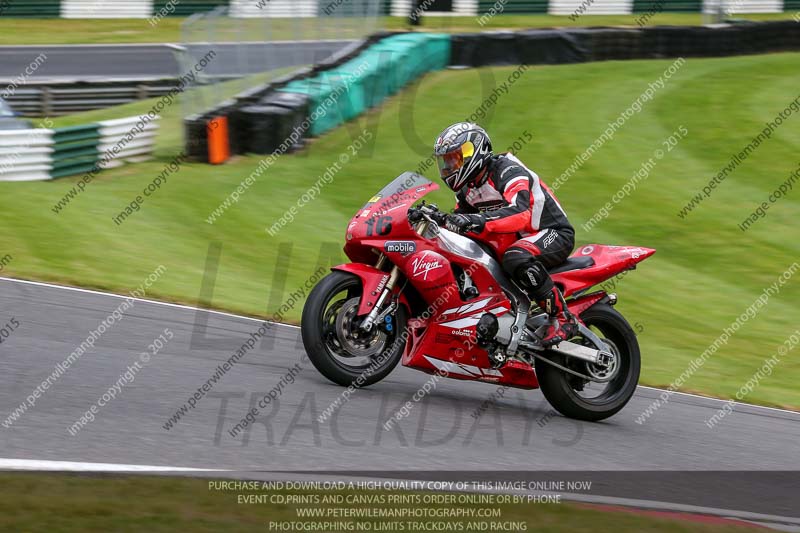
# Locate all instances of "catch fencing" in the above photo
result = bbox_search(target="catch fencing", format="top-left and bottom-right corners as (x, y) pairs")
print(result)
(0, 115), (159, 181)
(179, 0), (381, 155)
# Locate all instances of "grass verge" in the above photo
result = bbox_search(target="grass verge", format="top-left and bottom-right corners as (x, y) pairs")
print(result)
(0, 54), (798, 408)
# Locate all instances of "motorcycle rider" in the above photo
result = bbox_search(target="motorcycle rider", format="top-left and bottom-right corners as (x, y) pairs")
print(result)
(433, 122), (577, 346)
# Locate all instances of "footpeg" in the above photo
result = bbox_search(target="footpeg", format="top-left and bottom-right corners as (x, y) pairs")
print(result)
(487, 350), (506, 369)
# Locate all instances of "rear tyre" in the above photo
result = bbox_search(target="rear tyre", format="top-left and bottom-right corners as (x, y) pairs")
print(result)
(301, 270), (407, 388)
(535, 303), (640, 422)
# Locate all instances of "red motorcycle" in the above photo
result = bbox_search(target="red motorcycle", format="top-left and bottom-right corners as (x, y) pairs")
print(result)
(302, 173), (655, 421)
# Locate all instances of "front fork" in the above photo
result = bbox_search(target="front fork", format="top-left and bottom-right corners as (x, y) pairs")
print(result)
(360, 261), (400, 332)
(361, 217), (431, 332)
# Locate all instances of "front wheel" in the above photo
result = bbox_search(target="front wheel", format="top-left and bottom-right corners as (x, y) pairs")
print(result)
(535, 303), (640, 421)
(301, 270), (407, 388)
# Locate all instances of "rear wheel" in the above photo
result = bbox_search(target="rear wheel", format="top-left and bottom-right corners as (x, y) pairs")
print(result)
(535, 303), (640, 421)
(301, 270), (407, 387)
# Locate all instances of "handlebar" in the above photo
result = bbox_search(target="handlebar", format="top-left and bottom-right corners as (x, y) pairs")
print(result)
(409, 203), (448, 225)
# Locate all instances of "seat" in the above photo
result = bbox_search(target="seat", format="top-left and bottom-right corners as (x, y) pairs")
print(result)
(547, 256), (595, 274)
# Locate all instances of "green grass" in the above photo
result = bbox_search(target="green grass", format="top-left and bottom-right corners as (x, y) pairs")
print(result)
(0, 13), (796, 44)
(0, 473), (758, 532)
(1, 53), (799, 409)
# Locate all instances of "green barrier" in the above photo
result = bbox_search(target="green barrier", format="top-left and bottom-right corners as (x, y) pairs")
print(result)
(153, 0), (229, 16)
(381, 33), (451, 72)
(329, 52), (398, 112)
(357, 49), (404, 95)
(367, 42), (415, 90)
(477, 0), (548, 14)
(51, 162), (99, 179)
(330, 59), (385, 109)
(279, 33), (453, 138)
(317, 71), (365, 122)
(278, 78), (349, 136)
(632, 0), (702, 11)
(52, 124), (101, 145)
(51, 123), (100, 176)
(367, 33), (451, 91)
(0, 1), (61, 17)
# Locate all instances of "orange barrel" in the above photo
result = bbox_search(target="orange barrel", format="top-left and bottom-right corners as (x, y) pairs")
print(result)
(207, 116), (230, 164)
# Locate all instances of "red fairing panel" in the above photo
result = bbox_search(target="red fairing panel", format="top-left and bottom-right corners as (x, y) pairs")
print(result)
(331, 263), (407, 316)
(552, 245), (656, 298)
(399, 279), (539, 390)
(403, 326), (540, 390)
(568, 291), (606, 317)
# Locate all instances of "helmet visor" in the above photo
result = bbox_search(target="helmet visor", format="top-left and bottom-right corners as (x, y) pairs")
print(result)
(436, 149), (464, 179)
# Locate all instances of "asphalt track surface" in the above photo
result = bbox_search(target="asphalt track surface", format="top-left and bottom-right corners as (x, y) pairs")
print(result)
(0, 41), (353, 81)
(0, 277), (798, 526)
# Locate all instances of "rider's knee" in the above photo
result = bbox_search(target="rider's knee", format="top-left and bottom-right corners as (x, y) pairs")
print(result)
(502, 246), (536, 277)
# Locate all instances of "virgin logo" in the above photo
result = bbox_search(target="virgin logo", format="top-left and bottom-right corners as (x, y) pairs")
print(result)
(411, 253), (443, 280)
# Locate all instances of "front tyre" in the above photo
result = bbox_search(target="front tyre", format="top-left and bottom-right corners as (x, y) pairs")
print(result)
(301, 270), (407, 388)
(535, 303), (640, 422)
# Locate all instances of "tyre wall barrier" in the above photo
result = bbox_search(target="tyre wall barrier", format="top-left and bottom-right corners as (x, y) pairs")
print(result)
(450, 20), (800, 66)
(184, 32), (450, 162)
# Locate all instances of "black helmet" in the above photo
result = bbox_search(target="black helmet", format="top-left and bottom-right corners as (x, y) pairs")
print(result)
(433, 122), (493, 192)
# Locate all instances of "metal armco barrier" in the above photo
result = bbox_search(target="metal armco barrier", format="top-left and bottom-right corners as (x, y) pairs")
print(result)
(0, 128), (55, 182)
(0, 115), (160, 181)
(2, 79), (187, 118)
(97, 116), (160, 169)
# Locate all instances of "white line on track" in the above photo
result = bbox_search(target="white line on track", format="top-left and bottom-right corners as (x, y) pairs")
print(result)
(0, 458), (225, 472)
(2, 276), (798, 416)
(0, 275), (299, 329)
(636, 386), (799, 416)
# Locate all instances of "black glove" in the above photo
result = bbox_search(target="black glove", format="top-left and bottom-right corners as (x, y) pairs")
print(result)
(445, 213), (485, 234)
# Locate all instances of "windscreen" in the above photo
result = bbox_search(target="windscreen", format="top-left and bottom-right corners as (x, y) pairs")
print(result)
(361, 172), (434, 210)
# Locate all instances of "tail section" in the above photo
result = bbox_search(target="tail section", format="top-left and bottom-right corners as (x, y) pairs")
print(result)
(551, 245), (656, 297)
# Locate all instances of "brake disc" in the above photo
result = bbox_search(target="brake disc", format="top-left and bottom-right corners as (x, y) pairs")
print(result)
(334, 297), (387, 358)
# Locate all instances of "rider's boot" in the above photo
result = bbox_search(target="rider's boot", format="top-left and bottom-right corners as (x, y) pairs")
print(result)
(518, 263), (578, 347)
(536, 285), (578, 347)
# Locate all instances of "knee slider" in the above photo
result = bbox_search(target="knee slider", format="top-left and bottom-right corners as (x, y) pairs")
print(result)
(521, 262), (554, 300)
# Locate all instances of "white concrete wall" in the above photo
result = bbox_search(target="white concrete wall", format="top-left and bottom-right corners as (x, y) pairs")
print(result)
(231, 0), (320, 17)
(61, 0), (154, 18)
(392, 0), (478, 16)
(549, 0), (633, 16)
(703, 0), (783, 14)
